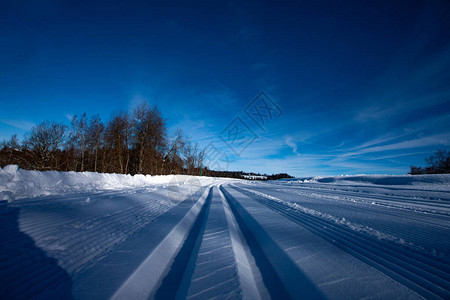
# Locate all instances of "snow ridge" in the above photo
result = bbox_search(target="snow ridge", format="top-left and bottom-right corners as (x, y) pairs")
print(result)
(0, 165), (210, 201)
(235, 185), (405, 245)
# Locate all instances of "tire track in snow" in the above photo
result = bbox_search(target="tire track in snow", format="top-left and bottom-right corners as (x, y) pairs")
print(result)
(232, 185), (450, 299)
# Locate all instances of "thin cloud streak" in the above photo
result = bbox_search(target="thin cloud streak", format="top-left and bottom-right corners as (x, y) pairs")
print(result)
(0, 119), (35, 131)
(337, 133), (450, 158)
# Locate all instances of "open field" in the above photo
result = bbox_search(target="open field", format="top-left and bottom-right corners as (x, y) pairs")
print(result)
(1, 168), (449, 299)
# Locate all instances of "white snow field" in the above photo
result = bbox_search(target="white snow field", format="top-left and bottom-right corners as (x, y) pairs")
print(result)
(1, 166), (449, 299)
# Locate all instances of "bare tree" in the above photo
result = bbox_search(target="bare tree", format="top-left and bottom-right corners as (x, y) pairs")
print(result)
(132, 103), (166, 174)
(70, 113), (88, 171)
(197, 147), (205, 175)
(425, 149), (450, 174)
(410, 148), (450, 174)
(86, 114), (105, 172)
(163, 129), (186, 174)
(2, 107), (206, 176)
(183, 141), (205, 175)
(1, 134), (21, 150)
(24, 121), (67, 170)
(105, 112), (131, 174)
(0, 134), (22, 166)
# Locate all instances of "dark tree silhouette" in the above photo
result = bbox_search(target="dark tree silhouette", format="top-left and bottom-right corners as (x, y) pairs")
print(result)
(0, 102), (291, 178)
(409, 149), (450, 175)
(23, 121), (67, 170)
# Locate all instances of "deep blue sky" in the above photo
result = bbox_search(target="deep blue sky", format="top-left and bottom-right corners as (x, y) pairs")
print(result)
(1, 0), (449, 176)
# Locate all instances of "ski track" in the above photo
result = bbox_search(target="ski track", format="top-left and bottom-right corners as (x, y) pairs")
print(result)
(233, 181), (450, 259)
(1, 178), (449, 299)
(183, 188), (241, 300)
(229, 183), (450, 299)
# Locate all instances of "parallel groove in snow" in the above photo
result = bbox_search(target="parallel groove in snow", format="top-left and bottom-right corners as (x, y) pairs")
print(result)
(267, 182), (450, 214)
(239, 183), (450, 258)
(112, 186), (212, 300)
(220, 185), (326, 300)
(232, 185), (450, 299)
(218, 186), (270, 300)
(278, 187), (450, 220)
(0, 190), (184, 298)
(183, 187), (241, 300)
(155, 188), (213, 300)
(2, 174), (449, 299)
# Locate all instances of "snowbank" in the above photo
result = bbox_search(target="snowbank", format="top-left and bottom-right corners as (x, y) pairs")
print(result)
(0, 165), (209, 202)
(294, 174), (450, 186)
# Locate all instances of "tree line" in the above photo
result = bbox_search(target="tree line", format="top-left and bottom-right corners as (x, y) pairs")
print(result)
(204, 170), (294, 180)
(0, 103), (205, 176)
(409, 148), (450, 175)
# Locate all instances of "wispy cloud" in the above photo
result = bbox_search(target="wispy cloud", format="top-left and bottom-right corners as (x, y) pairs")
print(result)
(355, 103), (405, 123)
(338, 132), (450, 158)
(345, 130), (417, 152)
(353, 39), (450, 124)
(0, 119), (35, 131)
(324, 159), (407, 175)
(285, 135), (299, 155)
(365, 151), (431, 161)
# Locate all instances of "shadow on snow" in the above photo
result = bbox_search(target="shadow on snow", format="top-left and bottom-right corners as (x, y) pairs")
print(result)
(0, 205), (73, 299)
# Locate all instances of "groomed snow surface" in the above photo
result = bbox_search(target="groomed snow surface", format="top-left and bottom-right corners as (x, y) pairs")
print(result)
(1, 166), (449, 299)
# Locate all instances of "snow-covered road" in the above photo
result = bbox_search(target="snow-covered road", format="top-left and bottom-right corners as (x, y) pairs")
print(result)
(1, 172), (449, 299)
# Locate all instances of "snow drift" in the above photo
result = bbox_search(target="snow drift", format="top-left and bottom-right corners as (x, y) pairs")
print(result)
(0, 165), (212, 202)
(292, 174), (450, 187)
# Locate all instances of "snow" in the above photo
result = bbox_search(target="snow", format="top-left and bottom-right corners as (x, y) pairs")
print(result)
(234, 184), (405, 245)
(222, 186), (423, 299)
(1, 166), (449, 299)
(219, 187), (269, 300)
(181, 187), (241, 300)
(293, 173), (450, 188)
(111, 187), (211, 300)
(0, 165), (214, 202)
